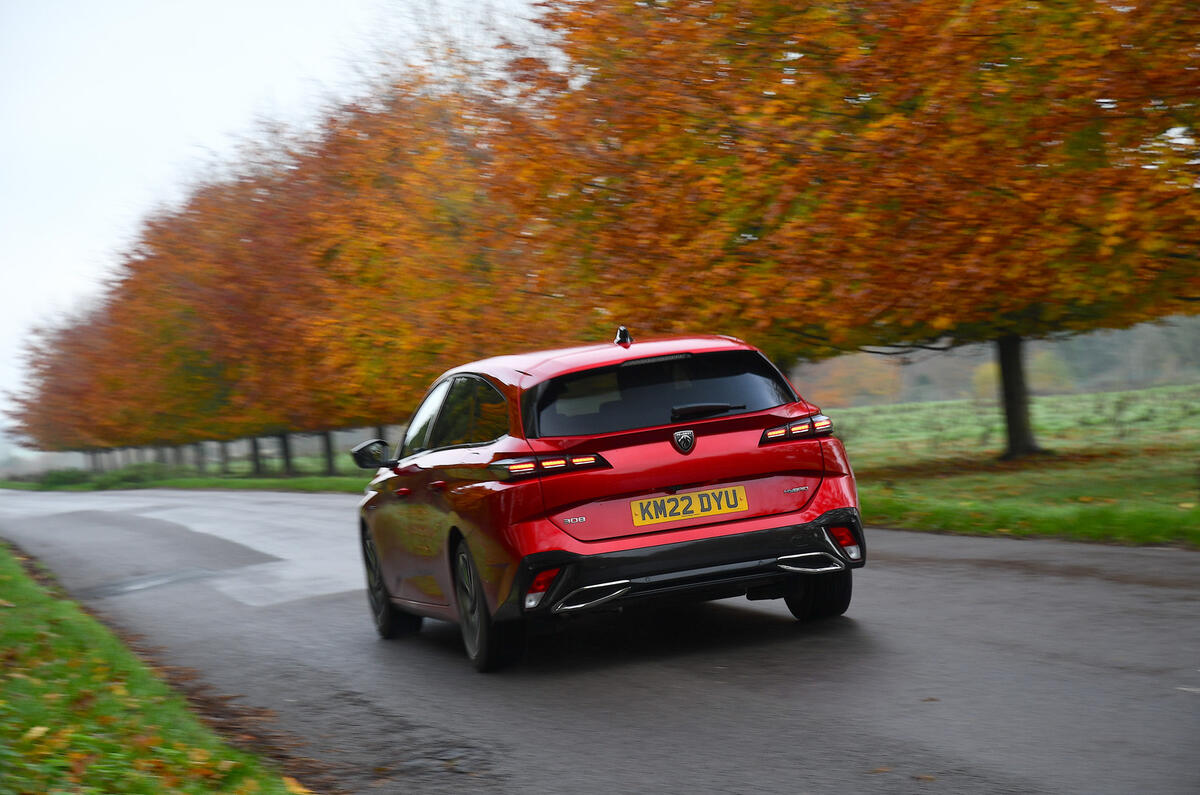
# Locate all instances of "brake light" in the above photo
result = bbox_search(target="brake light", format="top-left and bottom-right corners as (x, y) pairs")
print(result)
(496, 454), (611, 480)
(828, 525), (861, 560)
(524, 567), (561, 609)
(760, 413), (833, 445)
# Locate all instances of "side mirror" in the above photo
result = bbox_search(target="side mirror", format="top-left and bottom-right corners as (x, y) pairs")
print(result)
(351, 439), (398, 470)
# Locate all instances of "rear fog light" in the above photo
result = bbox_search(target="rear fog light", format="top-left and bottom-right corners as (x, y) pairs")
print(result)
(829, 526), (862, 561)
(524, 567), (561, 609)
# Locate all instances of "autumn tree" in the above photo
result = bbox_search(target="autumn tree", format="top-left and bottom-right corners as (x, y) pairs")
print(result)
(500, 0), (1200, 458)
(9, 71), (573, 457)
(12, 1), (1198, 464)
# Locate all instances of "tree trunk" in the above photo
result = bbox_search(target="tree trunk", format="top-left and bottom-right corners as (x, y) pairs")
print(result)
(250, 437), (263, 476)
(375, 425), (386, 442)
(89, 450), (101, 473)
(278, 433), (294, 476)
(997, 334), (1046, 459)
(219, 441), (230, 475)
(155, 446), (168, 465)
(172, 445), (184, 469)
(195, 442), (206, 474)
(322, 431), (336, 476)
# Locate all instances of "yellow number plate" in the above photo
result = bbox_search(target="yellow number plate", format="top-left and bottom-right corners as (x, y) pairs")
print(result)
(630, 486), (749, 527)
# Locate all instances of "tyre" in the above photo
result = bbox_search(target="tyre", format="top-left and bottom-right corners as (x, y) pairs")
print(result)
(453, 541), (524, 672)
(784, 569), (852, 621)
(361, 527), (423, 638)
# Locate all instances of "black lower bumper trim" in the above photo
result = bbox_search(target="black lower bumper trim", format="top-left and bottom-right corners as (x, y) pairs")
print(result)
(494, 508), (865, 622)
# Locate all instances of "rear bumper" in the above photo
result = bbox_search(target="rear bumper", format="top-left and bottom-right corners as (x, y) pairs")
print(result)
(493, 508), (865, 622)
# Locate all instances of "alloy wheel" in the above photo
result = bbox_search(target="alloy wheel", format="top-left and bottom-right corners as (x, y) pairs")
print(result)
(455, 547), (482, 658)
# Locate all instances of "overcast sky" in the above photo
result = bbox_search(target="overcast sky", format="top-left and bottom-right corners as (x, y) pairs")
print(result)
(1, 0), (544, 439)
(0, 0), (398, 426)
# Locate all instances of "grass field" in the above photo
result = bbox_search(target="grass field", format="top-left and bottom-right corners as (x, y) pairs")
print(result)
(3, 384), (1197, 546)
(0, 543), (306, 794)
(832, 384), (1200, 547)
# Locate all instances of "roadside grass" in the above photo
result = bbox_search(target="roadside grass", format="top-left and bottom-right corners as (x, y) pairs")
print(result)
(829, 384), (1200, 547)
(150, 476), (363, 494)
(0, 465), (365, 495)
(857, 450), (1199, 546)
(0, 543), (304, 794)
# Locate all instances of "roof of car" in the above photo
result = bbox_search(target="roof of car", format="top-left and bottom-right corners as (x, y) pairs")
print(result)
(443, 334), (756, 389)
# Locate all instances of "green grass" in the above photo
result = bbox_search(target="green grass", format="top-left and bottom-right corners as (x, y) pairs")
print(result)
(830, 384), (1200, 546)
(0, 543), (307, 794)
(146, 476), (363, 493)
(0, 465), (365, 495)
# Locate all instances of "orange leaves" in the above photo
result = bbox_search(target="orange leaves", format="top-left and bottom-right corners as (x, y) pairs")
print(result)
(11, 1), (1199, 453)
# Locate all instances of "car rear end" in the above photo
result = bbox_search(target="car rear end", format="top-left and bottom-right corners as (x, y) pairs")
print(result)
(489, 337), (865, 623)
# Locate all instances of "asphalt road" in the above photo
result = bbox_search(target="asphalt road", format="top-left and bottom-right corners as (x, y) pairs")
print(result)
(2, 488), (1197, 794)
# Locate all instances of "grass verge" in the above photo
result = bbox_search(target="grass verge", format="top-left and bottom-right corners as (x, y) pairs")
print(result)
(832, 384), (1200, 547)
(0, 467), (364, 495)
(856, 447), (1200, 547)
(0, 542), (308, 794)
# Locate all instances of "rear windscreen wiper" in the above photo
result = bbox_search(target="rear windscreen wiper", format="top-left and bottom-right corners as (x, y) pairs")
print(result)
(670, 403), (746, 422)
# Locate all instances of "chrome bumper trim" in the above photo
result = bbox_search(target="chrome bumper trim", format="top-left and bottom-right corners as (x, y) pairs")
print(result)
(776, 552), (846, 574)
(552, 580), (632, 613)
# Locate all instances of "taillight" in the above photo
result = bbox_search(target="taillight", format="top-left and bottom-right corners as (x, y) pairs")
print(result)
(524, 567), (561, 609)
(760, 413), (833, 445)
(828, 525), (861, 560)
(495, 454), (611, 481)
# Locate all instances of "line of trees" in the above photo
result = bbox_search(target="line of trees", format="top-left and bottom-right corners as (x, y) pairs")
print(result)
(9, 0), (1199, 462)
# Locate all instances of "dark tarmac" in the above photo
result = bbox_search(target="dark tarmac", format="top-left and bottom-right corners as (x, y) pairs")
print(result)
(2, 489), (1197, 794)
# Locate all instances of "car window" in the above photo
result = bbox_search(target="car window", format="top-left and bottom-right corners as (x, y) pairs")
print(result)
(400, 379), (452, 457)
(475, 379), (510, 442)
(534, 350), (795, 437)
(427, 375), (510, 449)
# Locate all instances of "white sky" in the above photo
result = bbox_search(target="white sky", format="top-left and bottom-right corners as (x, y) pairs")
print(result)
(0, 0), (510, 433)
(0, 0), (396, 424)
(0, 1), (538, 438)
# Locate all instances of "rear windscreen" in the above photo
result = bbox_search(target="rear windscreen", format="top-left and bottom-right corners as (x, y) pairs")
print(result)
(532, 350), (796, 437)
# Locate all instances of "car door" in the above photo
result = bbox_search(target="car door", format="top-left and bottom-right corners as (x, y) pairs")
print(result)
(400, 374), (523, 606)
(372, 379), (451, 603)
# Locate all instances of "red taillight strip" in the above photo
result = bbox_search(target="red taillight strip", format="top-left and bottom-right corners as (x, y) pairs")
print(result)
(788, 419), (812, 435)
(497, 453), (611, 480)
(760, 414), (833, 445)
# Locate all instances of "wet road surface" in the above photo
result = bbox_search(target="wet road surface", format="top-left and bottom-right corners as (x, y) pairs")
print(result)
(2, 489), (1197, 793)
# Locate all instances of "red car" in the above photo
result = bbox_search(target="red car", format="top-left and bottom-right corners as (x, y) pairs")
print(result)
(352, 329), (864, 670)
